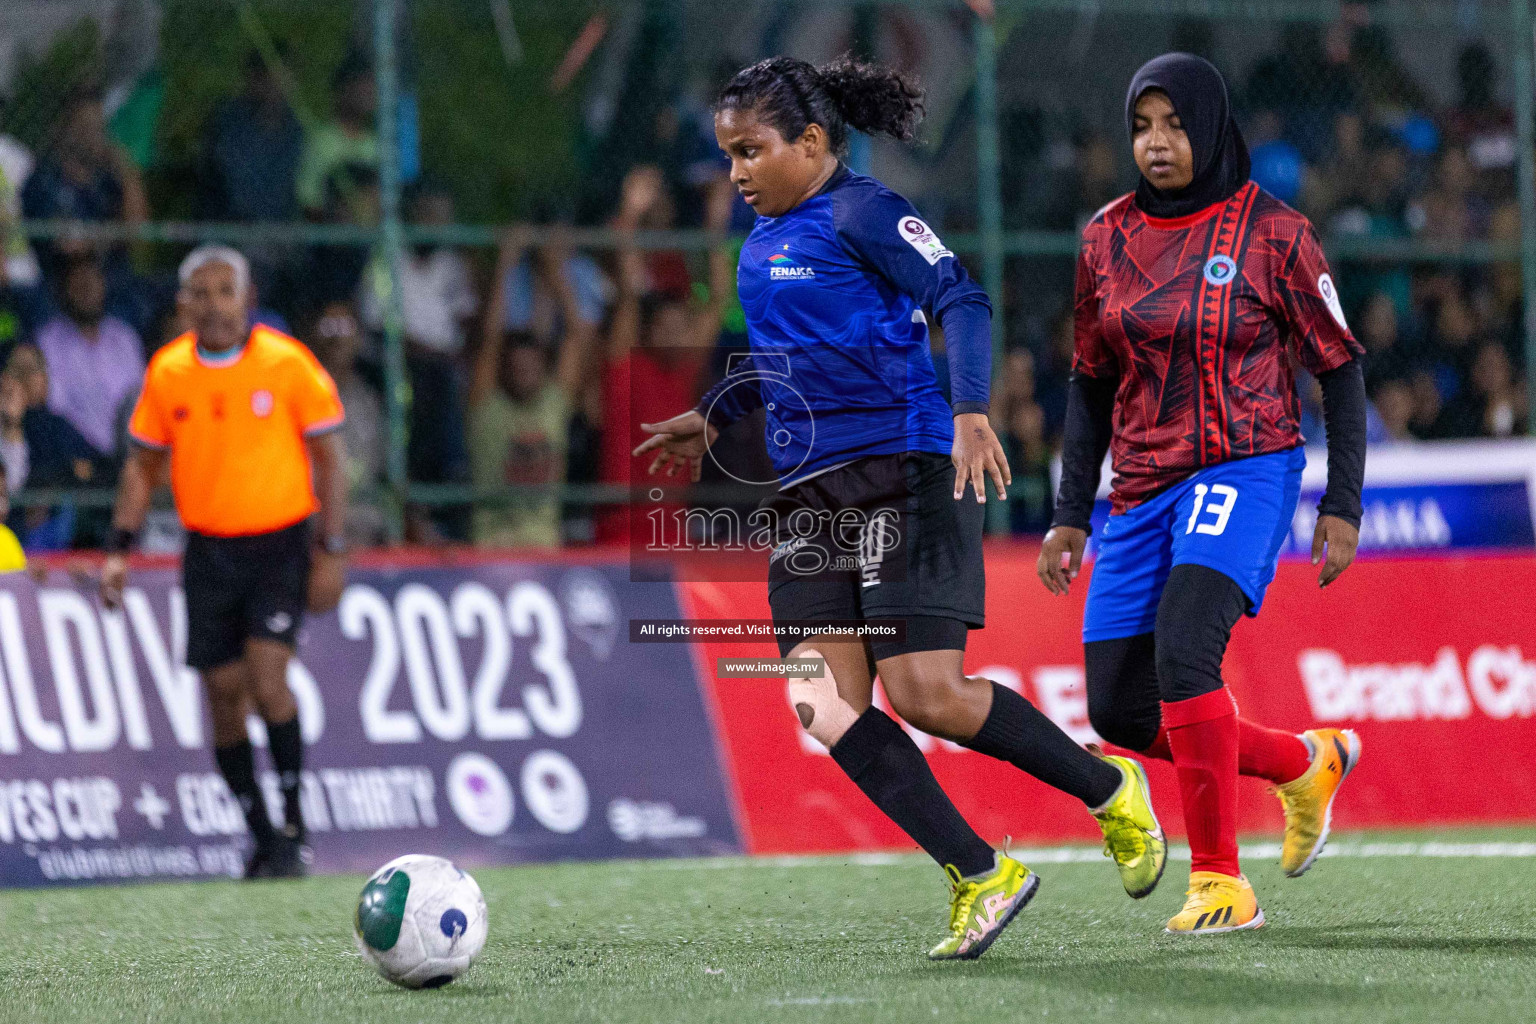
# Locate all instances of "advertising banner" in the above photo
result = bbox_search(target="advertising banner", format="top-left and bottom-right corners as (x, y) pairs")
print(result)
(0, 561), (741, 887)
(683, 546), (1536, 855)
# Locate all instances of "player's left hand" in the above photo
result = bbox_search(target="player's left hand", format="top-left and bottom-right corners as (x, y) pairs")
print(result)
(951, 413), (1011, 503)
(308, 551), (348, 614)
(1311, 514), (1358, 588)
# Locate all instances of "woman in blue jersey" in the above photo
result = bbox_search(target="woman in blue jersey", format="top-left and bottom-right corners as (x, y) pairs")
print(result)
(635, 55), (1164, 961)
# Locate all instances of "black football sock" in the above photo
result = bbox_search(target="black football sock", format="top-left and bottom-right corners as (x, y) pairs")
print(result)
(961, 681), (1122, 808)
(214, 738), (275, 847)
(265, 716), (306, 839)
(830, 708), (995, 877)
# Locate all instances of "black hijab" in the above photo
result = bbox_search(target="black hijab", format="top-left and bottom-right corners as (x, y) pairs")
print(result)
(1125, 53), (1251, 219)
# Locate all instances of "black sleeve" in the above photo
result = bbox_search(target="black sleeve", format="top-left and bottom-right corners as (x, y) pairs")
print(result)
(1316, 357), (1367, 529)
(1050, 371), (1117, 533)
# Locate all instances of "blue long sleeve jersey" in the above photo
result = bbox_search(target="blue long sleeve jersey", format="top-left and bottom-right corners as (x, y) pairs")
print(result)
(693, 165), (993, 487)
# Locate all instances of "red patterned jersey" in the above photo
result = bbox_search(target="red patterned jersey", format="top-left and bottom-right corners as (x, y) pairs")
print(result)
(1075, 182), (1362, 513)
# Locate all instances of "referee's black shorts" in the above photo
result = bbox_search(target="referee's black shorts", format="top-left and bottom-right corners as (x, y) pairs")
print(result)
(182, 519), (311, 671)
(762, 451), (985, 660)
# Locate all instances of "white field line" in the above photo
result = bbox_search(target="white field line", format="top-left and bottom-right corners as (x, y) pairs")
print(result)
(632, 840), (1536, 871)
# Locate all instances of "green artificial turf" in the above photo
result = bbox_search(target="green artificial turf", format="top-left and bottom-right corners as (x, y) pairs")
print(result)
(1, 828), (1533, 1024)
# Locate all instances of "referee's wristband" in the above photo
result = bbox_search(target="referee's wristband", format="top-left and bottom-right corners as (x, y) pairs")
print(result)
(104, 526), (138, 555)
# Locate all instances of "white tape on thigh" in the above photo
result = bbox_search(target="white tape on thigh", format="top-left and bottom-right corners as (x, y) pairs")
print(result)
(786, 648), (859, 749)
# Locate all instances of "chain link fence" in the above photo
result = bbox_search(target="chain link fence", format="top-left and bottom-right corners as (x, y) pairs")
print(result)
(1, 0), (1533, 550)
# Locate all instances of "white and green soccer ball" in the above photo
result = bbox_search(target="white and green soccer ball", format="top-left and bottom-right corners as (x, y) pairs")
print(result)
(354, 854), (488, 989)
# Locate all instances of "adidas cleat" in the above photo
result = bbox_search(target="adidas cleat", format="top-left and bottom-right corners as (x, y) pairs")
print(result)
(1091, 754), (1167, 899)
(927, 853), (1039, 961)
(1276, 728), (1362, 877)
(1165, 872), (1265, 935)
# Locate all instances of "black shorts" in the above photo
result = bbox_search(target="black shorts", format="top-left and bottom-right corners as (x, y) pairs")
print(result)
(763, 452), (984, 658)
(182, 519), (311, 671)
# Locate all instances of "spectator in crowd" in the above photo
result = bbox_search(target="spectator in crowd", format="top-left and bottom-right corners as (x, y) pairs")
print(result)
(35, 253), (143, 459)
(1356, 289), (1416, 390)
(594, 167), (731, 544)
(0, 268), (37, 368)
(1407, 368), (1446, 439)
(2, 343), (110, 548)
(199, 46), (303, 222)
(498, 212), (611, 350)
(1435, 341), (1528, 439)
(1300, 111), (1371, 225)
(21, 87), (148, 282)
(1412, 147), (1488, 242)
(1371, 377), (1417, 444)
(296, 162), (380, 319)
(1247, 109), (1305, 207)
(0, 110), (41, 290)
(358, 178), (476, 538)
(308, 301), (386, 546)
(613, 164), (692, 299)
(296, 54), (379, 218)
(469, 229), (599, 548)
(1422, 288), (1481, 396)
(991, 347), (1054, 534)
(1443, 42), (1515, 178)
(0, 362), (27, 497)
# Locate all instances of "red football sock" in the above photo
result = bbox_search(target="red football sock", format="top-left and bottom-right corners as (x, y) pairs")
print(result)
(1137, 721), (1309, 785)
(1238, 721), (1311, 784)
(1163, 688), (1240, 877)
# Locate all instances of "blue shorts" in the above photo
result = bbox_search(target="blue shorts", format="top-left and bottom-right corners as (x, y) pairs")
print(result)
(1082, 446), (1305, 644)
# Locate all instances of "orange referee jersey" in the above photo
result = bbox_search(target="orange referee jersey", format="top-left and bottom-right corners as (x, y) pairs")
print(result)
(128, 325), (345, 537)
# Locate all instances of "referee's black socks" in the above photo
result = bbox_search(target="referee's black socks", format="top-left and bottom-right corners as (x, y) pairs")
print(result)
(266, 716), (306, 840)
(962, 681), (1122, 809)
(214, 738), (275, 847)
(830, 708), (996, 878)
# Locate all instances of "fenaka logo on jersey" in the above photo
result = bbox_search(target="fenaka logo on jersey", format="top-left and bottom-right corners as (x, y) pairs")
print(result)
(1318, 273), (1349, 329)
(768, 247), (815, 280)
(251, 389), (274, 417)
(1203, 254), (1237, 286)
(899, 216), (953, 265)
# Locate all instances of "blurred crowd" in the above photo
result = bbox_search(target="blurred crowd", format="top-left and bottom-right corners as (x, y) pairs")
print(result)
(0, 21), (1530, 550)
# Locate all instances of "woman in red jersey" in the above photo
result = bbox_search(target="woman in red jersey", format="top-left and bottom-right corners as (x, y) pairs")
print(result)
(1037, 53), (1368, 935)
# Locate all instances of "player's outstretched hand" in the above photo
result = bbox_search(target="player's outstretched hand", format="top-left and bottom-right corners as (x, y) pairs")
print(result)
(1312, 514), (1359, 588)
(951, 413), (1011, 503)
(99, 554), (128, 610)
(1037, 526), (1087, 596)
(634, 410), (719, 483)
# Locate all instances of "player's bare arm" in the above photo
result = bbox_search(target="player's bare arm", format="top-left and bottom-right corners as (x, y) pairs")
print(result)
(100, 444), (169, 610)
(306, 429), (350, 613)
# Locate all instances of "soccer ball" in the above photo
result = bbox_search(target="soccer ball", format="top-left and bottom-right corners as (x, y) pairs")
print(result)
(354, 854), (488, 988)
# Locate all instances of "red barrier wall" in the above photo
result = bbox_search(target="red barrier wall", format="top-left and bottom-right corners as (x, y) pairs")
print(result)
(679, 546), (1536, 854)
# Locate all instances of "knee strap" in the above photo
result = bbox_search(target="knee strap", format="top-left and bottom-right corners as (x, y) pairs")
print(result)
(787, 648), (860, 749)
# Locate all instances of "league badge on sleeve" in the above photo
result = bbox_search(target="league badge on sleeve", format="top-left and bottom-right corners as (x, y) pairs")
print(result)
(1317, 273), (1348, 329)
(899, 216), (954, 265)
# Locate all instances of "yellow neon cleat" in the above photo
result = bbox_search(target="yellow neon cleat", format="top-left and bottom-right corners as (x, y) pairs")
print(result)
(1091, 755), (1167, 899)
(1275, 728), (1362, 878)
(927, 853), (1039, 961)
(1165, 871), (1265, 935)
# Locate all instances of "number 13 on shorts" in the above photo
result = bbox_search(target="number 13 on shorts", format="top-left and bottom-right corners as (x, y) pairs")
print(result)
(1186, 483), (1238, 536)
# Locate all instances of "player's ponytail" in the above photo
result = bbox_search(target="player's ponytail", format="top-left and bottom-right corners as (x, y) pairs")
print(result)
(814, 54), (924, 146)
(716, 53), (924, 158)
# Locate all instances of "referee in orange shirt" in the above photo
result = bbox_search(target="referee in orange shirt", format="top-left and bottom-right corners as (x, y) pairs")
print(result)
(101, 245), (349, 878)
